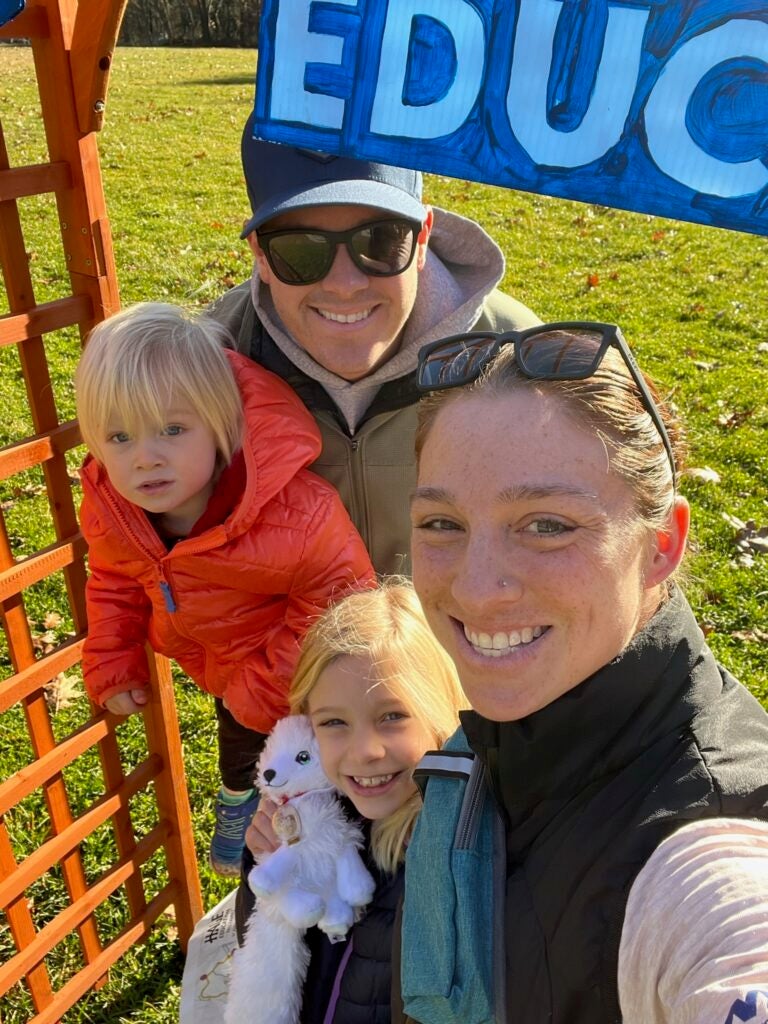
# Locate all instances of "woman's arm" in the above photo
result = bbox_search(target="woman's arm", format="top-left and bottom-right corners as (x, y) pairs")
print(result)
(618, 818), (768, 1024)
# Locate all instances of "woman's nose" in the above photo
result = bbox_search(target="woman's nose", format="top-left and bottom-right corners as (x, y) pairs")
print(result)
(451, 543), (524, 611)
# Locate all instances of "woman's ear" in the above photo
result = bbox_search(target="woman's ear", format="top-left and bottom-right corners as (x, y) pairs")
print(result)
(645, 496), (690, 588)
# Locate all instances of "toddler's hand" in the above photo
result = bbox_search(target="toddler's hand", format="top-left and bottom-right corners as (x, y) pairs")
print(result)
(245, 797), (279, 857)
(104, 689), (148, 716)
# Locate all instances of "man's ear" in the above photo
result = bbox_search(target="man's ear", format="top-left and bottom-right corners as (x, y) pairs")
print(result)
(245, 229), (273, 284)
(645, 496), (690, 588)
(416, 207), (434, 272)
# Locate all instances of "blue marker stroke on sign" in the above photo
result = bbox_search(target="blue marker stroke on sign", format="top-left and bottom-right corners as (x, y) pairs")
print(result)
(252, 0), (768, 236)
(506, 0), (649, 167)
(723, 988), (768, 1023)
(644, 17), (768, 196)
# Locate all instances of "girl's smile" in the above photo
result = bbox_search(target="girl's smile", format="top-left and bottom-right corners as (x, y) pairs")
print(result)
(307, 653), (435, 821)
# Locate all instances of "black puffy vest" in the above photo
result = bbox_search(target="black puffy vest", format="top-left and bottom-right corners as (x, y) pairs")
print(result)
(463, 590), (768, 1024)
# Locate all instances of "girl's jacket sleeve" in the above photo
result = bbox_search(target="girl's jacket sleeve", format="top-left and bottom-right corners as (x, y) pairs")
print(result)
(223, 490), (375, 733)
(80, 495), (152, 707)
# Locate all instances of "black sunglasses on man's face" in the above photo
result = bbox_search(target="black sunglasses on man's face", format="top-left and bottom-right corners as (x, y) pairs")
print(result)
(417, 321), (676, 488)
(256, 217), (421, 286)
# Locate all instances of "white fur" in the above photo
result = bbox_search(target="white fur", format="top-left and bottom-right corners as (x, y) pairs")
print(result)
(225, 715), (376, 1024)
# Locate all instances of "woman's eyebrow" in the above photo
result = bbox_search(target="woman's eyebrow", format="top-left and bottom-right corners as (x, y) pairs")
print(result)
(410, 484), (599, 505)
(410, 486), (454, 505)
(498, 484), (599, 503)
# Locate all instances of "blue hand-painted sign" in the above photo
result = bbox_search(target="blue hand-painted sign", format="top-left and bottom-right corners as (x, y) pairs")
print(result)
(251, 0), (768, 236)
(0, 0), (24, 28)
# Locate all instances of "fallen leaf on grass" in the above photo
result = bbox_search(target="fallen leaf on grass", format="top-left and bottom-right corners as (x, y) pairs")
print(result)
(586, 273), (600, 289)
(722, 512), (746, 531)
(31, 630), (59, 655)
(730, 628), (768, 644)
(684, 466), (721, 484)
(44, 673), (82, 712)
(717, 409), (752, 429)
(43, 611), (63, 629)
(725, 517), (768, 567)
(160, 907), (178, 942)
(693, 360), (718, 371)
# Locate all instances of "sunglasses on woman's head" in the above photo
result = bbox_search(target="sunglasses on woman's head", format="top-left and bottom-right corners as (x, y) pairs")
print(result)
(256, 217), (422, 286)
(417, 321), (676, 487)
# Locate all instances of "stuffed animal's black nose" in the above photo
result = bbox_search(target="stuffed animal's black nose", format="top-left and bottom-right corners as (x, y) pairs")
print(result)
(263, 769), (276, 783)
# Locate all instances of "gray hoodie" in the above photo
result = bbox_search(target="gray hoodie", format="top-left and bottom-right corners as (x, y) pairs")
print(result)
(210, 206), (539, 572)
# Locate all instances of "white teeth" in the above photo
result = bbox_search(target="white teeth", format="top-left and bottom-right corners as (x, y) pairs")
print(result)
(464, 624), (546, 656)
(318, 309), (371, 323)
(353, 773), (394, 788)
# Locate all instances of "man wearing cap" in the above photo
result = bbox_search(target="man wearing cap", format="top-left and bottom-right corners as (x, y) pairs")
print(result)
(206, 123), (539, 872)
(212, 121), (540, 575)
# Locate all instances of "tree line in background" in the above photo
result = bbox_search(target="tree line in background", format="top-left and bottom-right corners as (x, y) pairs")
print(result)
(118, 0), (262, 46)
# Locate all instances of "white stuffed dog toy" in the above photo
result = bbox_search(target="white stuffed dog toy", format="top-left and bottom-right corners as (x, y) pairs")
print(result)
(225, 714), (376, 1024)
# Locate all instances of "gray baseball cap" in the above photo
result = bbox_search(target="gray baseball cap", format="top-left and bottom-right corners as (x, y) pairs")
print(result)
(240, 116), (427, 238)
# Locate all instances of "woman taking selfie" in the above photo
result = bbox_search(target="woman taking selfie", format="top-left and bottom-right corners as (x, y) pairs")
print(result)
(402, 322), (768, 1024)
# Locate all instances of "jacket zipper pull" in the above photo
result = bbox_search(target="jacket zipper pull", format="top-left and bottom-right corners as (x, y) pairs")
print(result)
(159, 579), (177, 612)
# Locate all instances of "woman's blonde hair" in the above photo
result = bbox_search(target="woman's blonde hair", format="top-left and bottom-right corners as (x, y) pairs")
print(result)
(416, 339), (687, 535)
(289, 579), (465, 874)
(75, 302), (243, 463)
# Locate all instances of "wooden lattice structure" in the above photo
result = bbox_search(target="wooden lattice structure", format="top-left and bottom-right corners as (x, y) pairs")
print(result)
(0, 1), (204, 1018)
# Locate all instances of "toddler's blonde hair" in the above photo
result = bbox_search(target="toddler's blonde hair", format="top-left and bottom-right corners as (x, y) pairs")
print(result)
(75, 302), (242, 463)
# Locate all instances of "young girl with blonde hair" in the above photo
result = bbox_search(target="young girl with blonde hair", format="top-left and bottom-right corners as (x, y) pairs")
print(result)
(236, 579), (466, 1023)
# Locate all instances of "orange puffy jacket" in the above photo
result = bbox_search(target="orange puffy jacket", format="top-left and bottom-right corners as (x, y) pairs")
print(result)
(79, 351), (375, 732)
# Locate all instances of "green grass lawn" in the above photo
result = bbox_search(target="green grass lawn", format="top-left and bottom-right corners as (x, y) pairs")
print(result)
(1, 44), (767, 1023)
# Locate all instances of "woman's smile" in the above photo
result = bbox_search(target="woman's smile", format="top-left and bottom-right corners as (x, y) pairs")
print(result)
(412, 390), (658, 722)
(461, 622), (549, 657)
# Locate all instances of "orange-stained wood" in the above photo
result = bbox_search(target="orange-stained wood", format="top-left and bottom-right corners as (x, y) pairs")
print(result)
(0, 421), (82, 482)
(0, 823), (169, 994)
(26, 883), (180, 1024)
(0, 161), (72, 201)
(1, 0), (203, 1013)
(0, 295), (93, 348)
(0, 825), (55, 1013)
(70, 0), (131, 133)
(141, 654), (204, 949)
(0, 636), (85, 714)
(0, 755), (162, 909)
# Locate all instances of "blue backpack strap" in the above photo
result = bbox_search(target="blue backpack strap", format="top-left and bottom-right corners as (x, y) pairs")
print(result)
(402, 727), (496, 1024)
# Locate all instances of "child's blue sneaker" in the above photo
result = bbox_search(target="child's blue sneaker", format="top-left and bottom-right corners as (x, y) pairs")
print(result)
(209, 788), (260, 877)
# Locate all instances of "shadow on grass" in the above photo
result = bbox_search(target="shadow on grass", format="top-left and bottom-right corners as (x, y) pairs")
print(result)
(64, 943), (186, 1023)
(180, 76), (255, 86)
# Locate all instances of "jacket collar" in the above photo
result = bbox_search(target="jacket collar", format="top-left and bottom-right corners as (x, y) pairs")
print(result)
(461, 589), (723, 840)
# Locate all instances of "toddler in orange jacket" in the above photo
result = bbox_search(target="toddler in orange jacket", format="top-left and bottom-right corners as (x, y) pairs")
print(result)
(75, 301), (374, 874)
